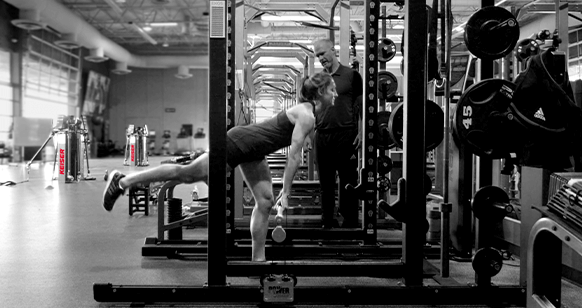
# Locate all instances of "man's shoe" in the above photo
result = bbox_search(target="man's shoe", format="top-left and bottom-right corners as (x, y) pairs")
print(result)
(102, 170), (126, 211)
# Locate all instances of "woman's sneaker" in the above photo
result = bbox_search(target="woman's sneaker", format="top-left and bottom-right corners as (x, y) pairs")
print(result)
(102, 170), (126, 211)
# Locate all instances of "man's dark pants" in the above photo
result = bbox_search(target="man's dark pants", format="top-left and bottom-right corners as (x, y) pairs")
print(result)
(315, 128), (359, 227)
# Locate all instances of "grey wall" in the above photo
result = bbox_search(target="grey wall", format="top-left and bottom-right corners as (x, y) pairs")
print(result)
(108, 67), (208, 153)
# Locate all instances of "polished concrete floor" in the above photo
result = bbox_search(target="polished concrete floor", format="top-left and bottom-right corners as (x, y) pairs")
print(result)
(1, 156), (582, 307)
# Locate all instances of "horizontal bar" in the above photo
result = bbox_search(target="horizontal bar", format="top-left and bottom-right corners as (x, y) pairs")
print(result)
(142, 239), (441, 260)
(94, 283), (526, 305)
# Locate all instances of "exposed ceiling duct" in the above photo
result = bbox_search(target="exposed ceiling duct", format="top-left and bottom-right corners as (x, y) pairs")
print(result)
(85, 47), (109, 63)
(175, 65), (193, 79)
(5, 0), (208, 69)
(11, 9), (43, 31)
(111, 61), (132, 75)
(54, 33), (81, 49)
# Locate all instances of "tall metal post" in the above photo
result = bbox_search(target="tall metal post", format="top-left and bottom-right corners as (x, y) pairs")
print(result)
(208, 0), (228, 286)
(226, 0), (237, 251)
(440, 0), (453, 278)
(402, 0), (427, 285)
(474, 0), (495, 288)
(362, 0), (379, 246)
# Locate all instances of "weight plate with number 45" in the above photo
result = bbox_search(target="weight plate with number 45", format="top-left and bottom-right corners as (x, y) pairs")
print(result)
(453, 79), (524, 158)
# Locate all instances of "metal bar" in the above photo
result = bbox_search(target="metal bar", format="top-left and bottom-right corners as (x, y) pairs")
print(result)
(208, 0), (228, 286)
(402, 0), (428, 286)
(94, 284), (527, 305)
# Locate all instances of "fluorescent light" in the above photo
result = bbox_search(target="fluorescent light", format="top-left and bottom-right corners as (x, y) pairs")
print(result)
(149, 22), (179, 27)
(103, 0), (124, 16)
(143, 26), (152, 31)
(128, 22), (157, 45)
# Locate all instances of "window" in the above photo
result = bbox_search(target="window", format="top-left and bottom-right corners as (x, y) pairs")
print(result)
(22, 31), (79, 121)
(568, 28), (582, 81)
(0, 49), (11, 143)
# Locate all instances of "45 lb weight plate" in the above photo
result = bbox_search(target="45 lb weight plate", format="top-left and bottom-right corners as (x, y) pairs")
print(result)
(453, 79), (524, 159)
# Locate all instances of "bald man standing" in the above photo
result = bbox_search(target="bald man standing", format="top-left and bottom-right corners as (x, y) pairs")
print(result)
(313, 39), (363, 228)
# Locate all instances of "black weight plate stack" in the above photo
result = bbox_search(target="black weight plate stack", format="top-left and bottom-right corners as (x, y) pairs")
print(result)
(471, 185), (510, 223)
(378, 71), (398, 100)
(464, 6), (520, 60)
(514, 38), (540, 63)
(453, 79), (524, 159)
(388, 100), (444, 151)
(472, 247), (504, 277)
(377, 111), (395, 149)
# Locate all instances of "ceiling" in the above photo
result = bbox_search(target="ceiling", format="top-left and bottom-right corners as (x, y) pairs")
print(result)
(52, 0), (580, 57)
(17, 0), (580, 117)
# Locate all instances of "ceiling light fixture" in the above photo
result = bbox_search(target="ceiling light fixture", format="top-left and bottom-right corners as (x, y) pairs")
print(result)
(143, 26), (152, 32)
(103, 0), (124, 16)
(128, 22), (157, 45)
(149, 22), (179, 27)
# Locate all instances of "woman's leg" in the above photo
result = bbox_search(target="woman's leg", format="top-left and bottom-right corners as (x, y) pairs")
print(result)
(239, 158), (274, 261)
(120, 153), (210, 188)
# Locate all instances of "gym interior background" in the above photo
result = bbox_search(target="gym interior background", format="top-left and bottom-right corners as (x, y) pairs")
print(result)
(1, 0), (582, 307)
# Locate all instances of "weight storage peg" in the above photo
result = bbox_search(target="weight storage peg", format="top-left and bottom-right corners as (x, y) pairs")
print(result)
(471, 185), (513, 223)
(464, 6), (520, 60)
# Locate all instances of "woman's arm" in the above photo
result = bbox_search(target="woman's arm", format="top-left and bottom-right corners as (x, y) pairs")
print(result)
(280, 109), (314, 204)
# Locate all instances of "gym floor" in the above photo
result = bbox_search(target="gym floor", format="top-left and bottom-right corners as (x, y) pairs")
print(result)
(2, 156), (582, 308)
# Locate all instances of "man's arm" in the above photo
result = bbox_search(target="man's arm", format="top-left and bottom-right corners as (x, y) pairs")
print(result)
(281, 111), (314, 198)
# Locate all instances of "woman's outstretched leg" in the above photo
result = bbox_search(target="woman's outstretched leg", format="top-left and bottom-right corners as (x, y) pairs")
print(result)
(102, 153), (209, 211)
(239, 158), (274, 261)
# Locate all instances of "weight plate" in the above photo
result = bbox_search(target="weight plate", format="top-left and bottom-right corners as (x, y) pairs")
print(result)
(377, 111), (396, 149)
(452, 78), (523, 158)
(378, 71), (398, 100)
(378, 38), (397, 62)
(378, 154), (393, 174)
(388, 100), (444, 151)
(514, 38), (540, 63)
(464, 6), (520, 60)
(472, 247), (503, 278)
(472, 185), (510, 223)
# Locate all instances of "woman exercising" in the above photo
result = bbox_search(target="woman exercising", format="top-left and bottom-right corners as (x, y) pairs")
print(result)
(102, 72), (338, 261)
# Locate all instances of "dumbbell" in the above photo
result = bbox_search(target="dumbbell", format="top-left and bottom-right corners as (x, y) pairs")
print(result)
(471, 186), (513, 223)
(272, 205), (286, 243)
